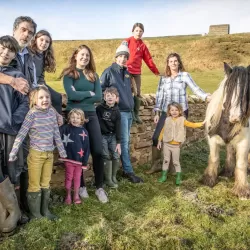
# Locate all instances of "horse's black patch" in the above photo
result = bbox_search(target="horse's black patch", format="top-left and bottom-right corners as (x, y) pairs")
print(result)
(208, 111), (240, 143)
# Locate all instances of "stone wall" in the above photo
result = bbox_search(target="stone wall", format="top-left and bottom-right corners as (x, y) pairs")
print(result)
(208, 24), (230, 36)
(129, 94), (207, 166)
(52, 94), (207, 187)
(60, 94), (206, 167)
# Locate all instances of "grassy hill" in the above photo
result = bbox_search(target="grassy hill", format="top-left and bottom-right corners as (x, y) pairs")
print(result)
(46, 33), (250, 94)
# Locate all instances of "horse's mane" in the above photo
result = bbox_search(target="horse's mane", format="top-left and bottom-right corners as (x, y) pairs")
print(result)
(205, 77), (226, 132)
(206, 66), (250, 136)
(224, 66), (250, 118)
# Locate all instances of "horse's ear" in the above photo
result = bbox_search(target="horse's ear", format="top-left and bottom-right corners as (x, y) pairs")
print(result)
(224, 62), (232, 76)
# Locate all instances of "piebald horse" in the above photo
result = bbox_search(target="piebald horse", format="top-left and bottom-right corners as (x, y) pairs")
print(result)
(203, 63), (250, 198)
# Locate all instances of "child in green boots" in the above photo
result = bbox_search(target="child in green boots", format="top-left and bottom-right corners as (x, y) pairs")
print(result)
(96, 87), (121, 188)
(157, 102), (204, 185)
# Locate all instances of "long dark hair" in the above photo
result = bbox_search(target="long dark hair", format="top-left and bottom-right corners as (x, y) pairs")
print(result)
(60, 45), (96, 82)
(29, 30), (56, 73)
(164, 52), (185, 77)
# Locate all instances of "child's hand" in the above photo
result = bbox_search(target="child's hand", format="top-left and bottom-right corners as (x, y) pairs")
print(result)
(157, 141), (162, 150)
(60, 152), (67, 158)
(9, 155), (17, 162)
(57, 115), (64, 126)
(202, 120), (206, 125)
(82, 166), (88, 170)
(115, 144), (121, 155)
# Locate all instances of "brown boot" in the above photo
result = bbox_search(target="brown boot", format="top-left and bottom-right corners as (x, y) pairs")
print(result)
(0, 178), (21, 233)
(146, 146), (162, 174)
(0, 201), (7, 232)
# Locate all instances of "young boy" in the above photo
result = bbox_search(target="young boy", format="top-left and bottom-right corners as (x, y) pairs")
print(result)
(0, 35), (29, 233)
(100, 42), (143, 183)
(96, 87), (121, 188)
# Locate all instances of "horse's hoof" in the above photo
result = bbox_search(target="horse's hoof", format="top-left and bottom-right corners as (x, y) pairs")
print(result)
(232, 185), (250, 199)
(202, 174), (217, 187)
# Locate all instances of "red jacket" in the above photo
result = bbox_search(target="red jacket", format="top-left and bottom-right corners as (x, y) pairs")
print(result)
(125, 36), (159, 75)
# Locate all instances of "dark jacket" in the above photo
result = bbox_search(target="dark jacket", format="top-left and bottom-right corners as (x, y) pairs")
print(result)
(32, 52), (62, 114)
(59, 124), (90, 166)
(11, 48), (36, 88)
(96, 102), (121, 143)
(100, 63), (134, 112)
(0, 66), (29, 135)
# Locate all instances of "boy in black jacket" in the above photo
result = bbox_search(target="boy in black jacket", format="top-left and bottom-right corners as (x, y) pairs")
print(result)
(96, 87), (121, 188)
(0, 35), (29, 234)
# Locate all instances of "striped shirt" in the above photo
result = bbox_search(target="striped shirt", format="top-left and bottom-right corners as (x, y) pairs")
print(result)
(9, 106), (66, 159)
(154, 72), (208, 112)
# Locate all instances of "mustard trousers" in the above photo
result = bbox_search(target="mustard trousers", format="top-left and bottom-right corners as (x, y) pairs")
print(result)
(27, 148), (54, 192)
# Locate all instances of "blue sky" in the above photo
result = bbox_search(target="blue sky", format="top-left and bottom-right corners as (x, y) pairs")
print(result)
(0, 0), (249, 40)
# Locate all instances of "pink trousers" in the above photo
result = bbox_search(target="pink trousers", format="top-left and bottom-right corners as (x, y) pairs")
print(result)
(64, 162), (82, 190)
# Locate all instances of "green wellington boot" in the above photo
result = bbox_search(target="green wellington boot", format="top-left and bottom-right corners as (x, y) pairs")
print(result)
(158, 170), (168, 183)
(27, 191), (43, 219)
(134, 96), (143, 124)
(146, 146), (162, 174)
(41, 189), (58, 221)
(132, 110), (137, 124)
(176, 172), (182, 186)
(112, 159), (120, 185)
(104, 160), (118, 188)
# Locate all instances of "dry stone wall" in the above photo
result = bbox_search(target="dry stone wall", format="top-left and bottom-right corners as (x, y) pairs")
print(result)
(129, 94), (207, 166)
(52, 94), (207, 187)
(61, 94), (207, 167)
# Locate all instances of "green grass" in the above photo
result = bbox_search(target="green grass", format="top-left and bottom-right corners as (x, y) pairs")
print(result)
(47, 69), (224, 95)
(45, 33), (250, 95)
(1, 140), (250, 250)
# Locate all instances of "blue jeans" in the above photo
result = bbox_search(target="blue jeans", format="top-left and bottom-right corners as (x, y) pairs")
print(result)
(120, 111), (134, 173)
(102, 134), (120, 160)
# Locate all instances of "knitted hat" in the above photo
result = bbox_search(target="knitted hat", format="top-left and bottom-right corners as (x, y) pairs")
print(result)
(115, 41), (130, 58)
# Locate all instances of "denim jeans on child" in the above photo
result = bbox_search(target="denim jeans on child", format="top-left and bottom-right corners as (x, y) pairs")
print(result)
(120, 111), (134, 174)
(102, 134), (120, 160)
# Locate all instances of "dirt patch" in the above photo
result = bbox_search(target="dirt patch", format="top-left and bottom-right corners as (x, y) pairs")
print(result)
(56, 232), (98, 250)
(181, 190), (235, 218)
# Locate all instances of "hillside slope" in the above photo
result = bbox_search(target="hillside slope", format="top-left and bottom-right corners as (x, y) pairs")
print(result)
(46, 33), (250, 94)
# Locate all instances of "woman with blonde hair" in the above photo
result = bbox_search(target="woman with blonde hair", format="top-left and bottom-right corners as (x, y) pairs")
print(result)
(61, 45), (108, 203)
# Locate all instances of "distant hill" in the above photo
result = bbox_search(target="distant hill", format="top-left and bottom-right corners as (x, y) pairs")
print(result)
(46, 33), (250, 94)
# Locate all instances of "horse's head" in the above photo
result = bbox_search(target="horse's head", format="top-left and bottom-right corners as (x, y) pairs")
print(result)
(223, 63), (250, 124)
